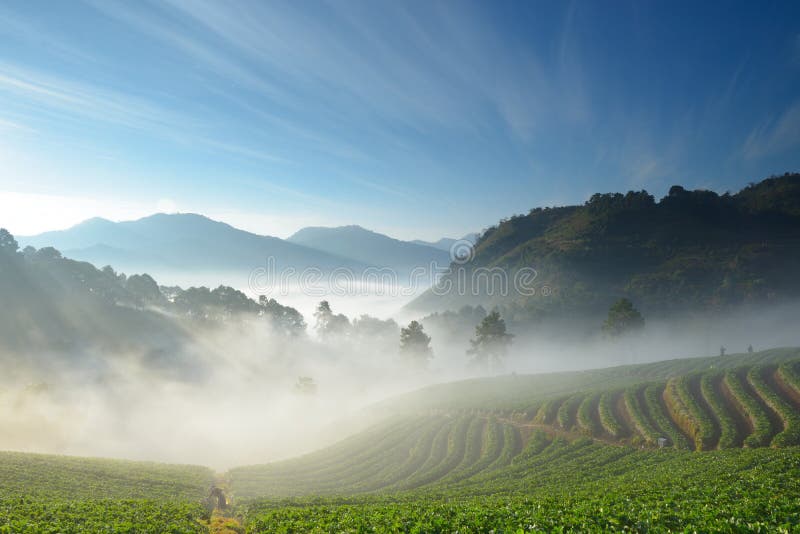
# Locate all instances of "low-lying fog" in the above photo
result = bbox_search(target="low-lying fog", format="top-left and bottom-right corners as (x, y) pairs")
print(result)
(2, 286), (799, 471)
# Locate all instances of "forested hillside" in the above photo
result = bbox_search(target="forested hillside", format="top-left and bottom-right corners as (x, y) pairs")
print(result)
(411, 173), (800, 321)
(0, 228), (303, 362)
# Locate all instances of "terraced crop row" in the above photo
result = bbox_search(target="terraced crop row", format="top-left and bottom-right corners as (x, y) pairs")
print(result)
(391, 348), (800, 414)
(643, 383), (691, 450)
(522, 362), (800, 452)
(556, 394), (583, 430)
(724, 370), (774, 447)
(240, 445), (800, 532)
(747, 366), (800, 447)
(576, 393), (601, 436)
(664, 376), (714, 450)
(230, 415), (525, 498)
(699, 373), (740, 448)
(598, 391), (624, 438)
(232, 360), (800, 498)
(624, 386), (661, 445)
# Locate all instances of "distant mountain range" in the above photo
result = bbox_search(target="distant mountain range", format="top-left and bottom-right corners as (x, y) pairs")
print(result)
(410, 234), (480, 252)
(288, 225), (451, 272)
(20, 214), (466, 284)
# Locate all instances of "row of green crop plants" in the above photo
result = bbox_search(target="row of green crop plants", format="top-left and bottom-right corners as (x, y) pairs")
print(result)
(230, 414), (524, 498)
(237, 440), (800, 532)
(230, 361), (800, 498)
(0, 500), (208, 534)
(525, 361), (800, 451)
(0, 452), (215, 533)
(392, 348), (800, 415)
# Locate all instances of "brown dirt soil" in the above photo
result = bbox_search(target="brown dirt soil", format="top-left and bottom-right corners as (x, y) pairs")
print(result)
(713, 374), (748, 447)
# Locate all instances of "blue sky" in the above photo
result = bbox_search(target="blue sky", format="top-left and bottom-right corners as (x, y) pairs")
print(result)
(0, 0), (799, 240)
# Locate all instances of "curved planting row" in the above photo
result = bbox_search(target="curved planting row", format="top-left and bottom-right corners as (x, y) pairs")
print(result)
(436, 417), (486, 484)
(396, 415), (472, 489)
(778, 361), (800, 395)
(232, 415), (531, 497)
(521, 362), (800, 452)
(723, 371), (774, 448)
(556, 394), (584, 431)
(534, 396), (567, 425)
(699, 373), (740, 449)
(513, 429), (549, 463)
(664, 375), (717, 451)
(231, 360), (800, 498)
(387, 417), (456, 491)
(747, 366), (800, 447)
(299, 416), (446, 494)
(228, 415), (430, 495)
(489, 423), (523, 470)
(577, 393), (602, 437)
(598, 391), (624, 438)
(623, 386), (660, 445)
(643, 383), (691, 450)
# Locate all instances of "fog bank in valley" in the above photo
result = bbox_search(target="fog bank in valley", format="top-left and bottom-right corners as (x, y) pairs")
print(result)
(1, 289), (798, 470)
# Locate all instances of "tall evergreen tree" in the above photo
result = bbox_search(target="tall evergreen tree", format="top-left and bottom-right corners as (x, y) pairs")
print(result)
(467, 310), (513, 370)
(314, 300), (350, 338)
(0, 229), (18, 254)
(602, 298), (645, 337)
(399, 320), (433, 365)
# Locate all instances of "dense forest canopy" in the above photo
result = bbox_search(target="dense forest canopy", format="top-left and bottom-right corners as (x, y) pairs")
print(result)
(412, 173), (800, 321)
(0, 231), (304, 360)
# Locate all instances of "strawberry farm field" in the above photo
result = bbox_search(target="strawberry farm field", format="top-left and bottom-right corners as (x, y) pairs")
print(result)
(0, 452), (214, 533)
(3, 350), (800, 533)
(237, 445), (800, 533)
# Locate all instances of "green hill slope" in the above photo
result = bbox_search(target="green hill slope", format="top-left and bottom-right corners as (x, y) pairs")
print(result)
(411, 173), (800, 318)
(229, 350), (800, 500)
(228, 350), (800, 531)
(0, 230), (304, 360)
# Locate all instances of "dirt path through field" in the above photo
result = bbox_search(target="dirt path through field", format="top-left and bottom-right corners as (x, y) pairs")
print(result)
(207, 475), (243, 534)
(209, 510), (243, 534)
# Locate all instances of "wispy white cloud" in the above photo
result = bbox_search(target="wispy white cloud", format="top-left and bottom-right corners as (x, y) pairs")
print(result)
(743, 100), (800, 159)
(0, 62), (191, 133)
(0, 59), (303, 173)
(0, 116), (36, 134)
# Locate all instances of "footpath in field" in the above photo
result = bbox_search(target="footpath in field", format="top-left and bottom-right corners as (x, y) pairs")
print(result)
(205, 475), (244, 534)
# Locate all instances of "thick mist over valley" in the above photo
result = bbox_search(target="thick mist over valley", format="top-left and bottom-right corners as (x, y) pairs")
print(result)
(5, 302), (800, 469)
(3, 175), (800, 470)
(3, 228), (800, 469)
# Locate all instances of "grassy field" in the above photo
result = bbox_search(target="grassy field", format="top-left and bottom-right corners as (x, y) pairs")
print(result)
(3, 348), (800, 532)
